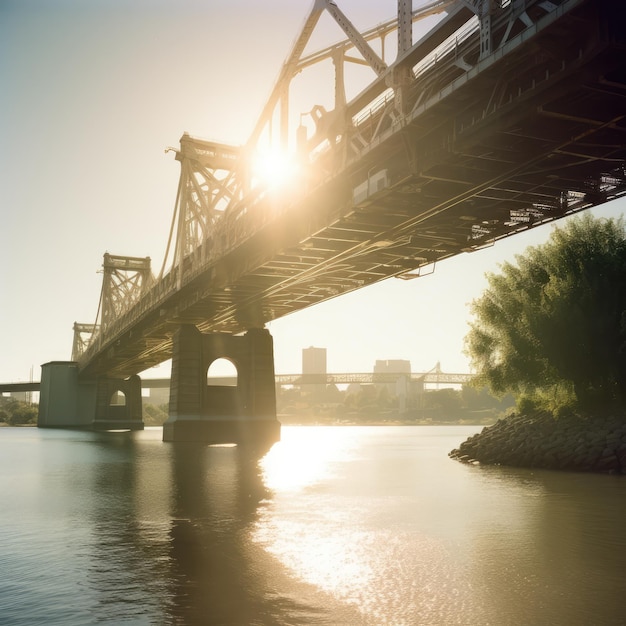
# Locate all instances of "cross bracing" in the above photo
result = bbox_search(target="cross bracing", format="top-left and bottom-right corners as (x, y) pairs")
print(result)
(76, 0), (626, 379)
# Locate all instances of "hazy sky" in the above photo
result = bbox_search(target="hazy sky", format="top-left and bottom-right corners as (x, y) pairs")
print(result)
(1, 0), (624, 382)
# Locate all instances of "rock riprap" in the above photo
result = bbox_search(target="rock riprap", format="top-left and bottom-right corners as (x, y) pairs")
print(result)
(449, 411), (626, 473)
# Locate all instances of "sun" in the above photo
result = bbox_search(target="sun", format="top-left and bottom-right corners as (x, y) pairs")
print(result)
(252, 148), (299, 189)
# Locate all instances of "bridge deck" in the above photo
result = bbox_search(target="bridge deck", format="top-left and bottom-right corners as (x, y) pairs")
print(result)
(79, 0), (626, 379)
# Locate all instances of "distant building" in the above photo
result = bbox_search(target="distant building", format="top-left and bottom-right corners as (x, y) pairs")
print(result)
(374, 359), (411, 390)
(373, 359), (412, 410)
(302, 346), (327, 394)
(373, 359), (411, 376)
(302, 346), (326, 377)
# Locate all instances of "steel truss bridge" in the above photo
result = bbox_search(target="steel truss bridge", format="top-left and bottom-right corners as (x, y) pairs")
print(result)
(72, 0), (626, 380)
(144, 368), (473, 388)
(0, 369), (470, 394)
(275, 371), (472, 386)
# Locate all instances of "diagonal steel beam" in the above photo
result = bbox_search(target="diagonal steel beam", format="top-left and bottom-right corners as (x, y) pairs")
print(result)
(321, 0), (387, 76)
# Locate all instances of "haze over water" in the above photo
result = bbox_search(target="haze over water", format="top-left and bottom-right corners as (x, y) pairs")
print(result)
(1, 425), (625, 625)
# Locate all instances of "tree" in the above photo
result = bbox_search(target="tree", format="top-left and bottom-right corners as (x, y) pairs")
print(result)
(0, 397), (38, 425)
(423, 388), (463, 418)
(461, 385), (515, 413)
(143, 402), (168, 426)
(465, 214), (626, 413)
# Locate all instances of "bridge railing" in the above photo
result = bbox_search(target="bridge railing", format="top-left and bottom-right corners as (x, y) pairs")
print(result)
(411, 16), (479, 81)
(350, 12), (480, 131)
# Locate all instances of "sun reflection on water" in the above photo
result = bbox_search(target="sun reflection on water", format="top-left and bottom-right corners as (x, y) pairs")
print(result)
(256, 427), (380, 610)
(259, 426), (358, 493)
(253, 427), (479, 625)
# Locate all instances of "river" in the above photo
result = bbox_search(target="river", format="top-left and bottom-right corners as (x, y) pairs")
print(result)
(0, 425), (625, 625)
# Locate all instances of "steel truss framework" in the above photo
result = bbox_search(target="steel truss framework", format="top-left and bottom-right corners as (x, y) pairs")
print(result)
(99, 254), (153, 335)
(159, 0), (462, 291)
(71, 323), (99, 361)
(77, 0), (626, 378)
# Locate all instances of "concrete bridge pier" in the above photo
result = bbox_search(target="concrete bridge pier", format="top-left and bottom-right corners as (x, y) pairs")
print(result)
(37, 361), (144, 430)
(163, 325), (281, 449)
(92, 375), (144, 431)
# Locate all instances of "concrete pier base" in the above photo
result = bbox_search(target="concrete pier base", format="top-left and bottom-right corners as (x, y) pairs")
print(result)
(38, 362), (94, 428)
(92, 374), (144, 431)
(163, 326), (281, 447)
(163, 417), (280, 450)
(38, 361), (144, 431)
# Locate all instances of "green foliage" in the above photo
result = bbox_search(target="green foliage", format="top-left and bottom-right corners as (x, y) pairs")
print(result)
(465, 214), (626, 413)
(422, 386), (513, 421)
(142, 402), (168, 425)
(423, 388), (463, 414)
(0, 397), (38, 425)
(350, 385), (396, 414)
(461, 385), (515, 412)
(515, 381), (577, 416)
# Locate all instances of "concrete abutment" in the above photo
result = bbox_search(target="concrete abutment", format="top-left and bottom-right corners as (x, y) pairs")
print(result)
(37, 361), (144, 431)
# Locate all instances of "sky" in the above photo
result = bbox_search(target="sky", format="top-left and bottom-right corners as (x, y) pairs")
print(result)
(1, 0), (624, 383)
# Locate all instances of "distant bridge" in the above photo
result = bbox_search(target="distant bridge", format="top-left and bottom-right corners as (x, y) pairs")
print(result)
(2, 369), (472, 394)
(140, 369), (473, 388)
(37, 0), (626, 442)
(0, 382), (41, 393)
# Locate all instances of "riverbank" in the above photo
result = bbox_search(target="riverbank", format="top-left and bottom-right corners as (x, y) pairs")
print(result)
(278, 409), (498, 427)
(449, 411), (626, 474)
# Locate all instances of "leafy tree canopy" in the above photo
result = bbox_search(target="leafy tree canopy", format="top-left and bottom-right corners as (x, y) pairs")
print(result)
(0, 397), (38, 425)
(465, 213), (626, 413)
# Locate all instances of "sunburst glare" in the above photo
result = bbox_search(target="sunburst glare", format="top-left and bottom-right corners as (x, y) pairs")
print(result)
(252, 148), (299, 189)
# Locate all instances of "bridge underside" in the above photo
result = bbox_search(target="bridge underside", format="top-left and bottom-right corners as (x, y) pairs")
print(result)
(79, 0), (626, 381)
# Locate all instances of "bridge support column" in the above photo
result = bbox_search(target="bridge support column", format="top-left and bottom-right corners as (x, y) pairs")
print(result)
(38, 361), (95, 428)
(38, 362), (144, 431)
(163, 326), (280, 449)
(92, 375), (144, 431)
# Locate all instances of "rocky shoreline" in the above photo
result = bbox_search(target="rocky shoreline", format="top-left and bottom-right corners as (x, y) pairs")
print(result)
(449, 411), (626, 474)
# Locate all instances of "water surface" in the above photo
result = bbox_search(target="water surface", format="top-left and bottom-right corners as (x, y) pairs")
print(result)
(1, 425), (625, 625)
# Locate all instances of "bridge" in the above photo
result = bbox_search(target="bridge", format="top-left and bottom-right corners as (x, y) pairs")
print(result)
(38, 0), (626, 445)
(4, 369), (471, 394)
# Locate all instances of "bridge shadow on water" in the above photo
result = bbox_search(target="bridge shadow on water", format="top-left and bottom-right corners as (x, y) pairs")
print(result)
(83, 430), (357, 625)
